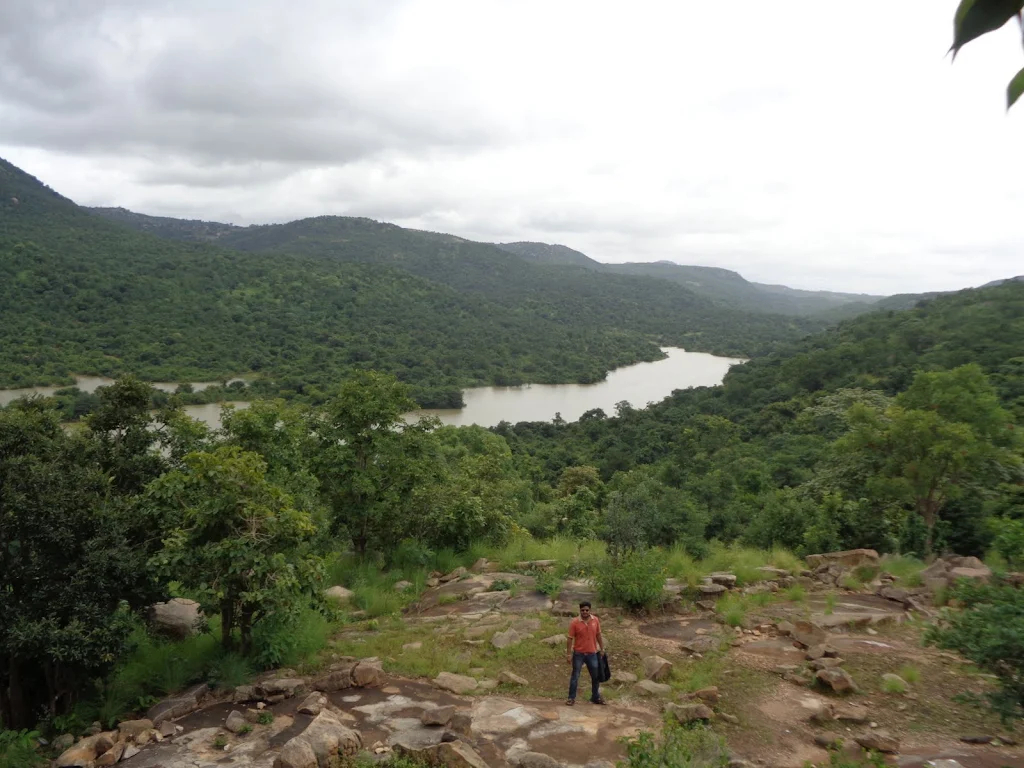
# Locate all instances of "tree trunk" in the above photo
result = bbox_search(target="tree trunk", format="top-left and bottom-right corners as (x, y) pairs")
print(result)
(221, 598), (236, 650)
(239, 605), (254, 656)
(2, 654), (30, 730)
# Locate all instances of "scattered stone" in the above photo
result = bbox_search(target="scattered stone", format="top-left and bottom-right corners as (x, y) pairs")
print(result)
(394, 580), (414, 591)
(634, 680), (672, 696)
(352, 658), (385, 687)
(611, 670), (638, 684)
(665, 702), (713, 723)
(476, 679), (498, 691)
(158, 721), (177, 738)
(426, 577), (440, 588)
(959, 735), (994, 744)
(491, 628), (523, 650)
(260, 677), (307, 698)
(94, 743), (125, 767)
(313, 664), (355, 692)
(233, 684), (257, 703)
(695, 600), (718, 611)
(643, 655), (673, 682)
(298, 692), (327, 715)
(541, 634), (564, 646)
(148, 597), (204, 639)
(698, 583), (728, 596)
(403, 641), (423, 651)
(716, 712), (740, 725)
(325, 585), (354, 602)
(225, 710), (248, 734)
(498, 670), (529, 686)
(435, 672), (478, 694)
(519, 752), (562, 768)
(776, 620), (794, 636)
(440, 567), (467, 583)
(806, 699), (834, 724)
(422, 705), (456, 726)
(54, 733), (116, 768)
(791, 620), (826, 648)
(397, 740), (489, 768)
(709, 572), (738, 587)
(117, 719), (153, 742)
(815, 668), (857, 694)
(147, 682), (209, 725)
(808, 658), (844, 671)
(275, 709), (361, 768)
(52, 734), (75, 754)
(805, 644), (827, 660)
(122, 744), (141, 761)
(805, 549), (879, 569)
(471, 558), (490, 573)
(855, 729), (899, 753)
(773, 665), (800, 675)
(691, 686), (720, 706)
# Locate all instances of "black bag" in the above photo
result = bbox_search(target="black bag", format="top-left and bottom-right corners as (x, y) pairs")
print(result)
(598, 652), (612, 682)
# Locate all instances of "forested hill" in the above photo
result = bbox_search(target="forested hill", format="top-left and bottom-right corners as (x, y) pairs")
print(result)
(2, 158), (809, 400)
(497, 279), (1024, 558)
(88, 208), (877, 319)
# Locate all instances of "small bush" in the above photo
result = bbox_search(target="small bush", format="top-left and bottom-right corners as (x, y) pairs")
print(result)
(534, 570), (563, 599)
(925, 580), (1024, 720)
(620, 722), (728, 767)
(852, 564), (880, 583)
(824, 594), (836, 615)
(257, 711), (274, 725)
(882, 676), (907, 695)
(0, 730), (45, 768)
(490, 578), (516, 592)
(898, 665), (921, 684)
(784, 585), (806, 602)
(214, 734), (228, 749)
(208, 653), (254, 689)
(250, 607), (333, 671)
(594, 549), (666, 611)
(716, 595), (747, 628)
(879, 554), (925, 587)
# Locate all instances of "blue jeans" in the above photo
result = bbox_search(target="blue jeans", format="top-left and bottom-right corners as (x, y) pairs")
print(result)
(568, 651), (601, 702)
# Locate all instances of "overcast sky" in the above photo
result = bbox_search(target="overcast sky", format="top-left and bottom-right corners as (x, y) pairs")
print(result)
(2, 1), (1022, 294)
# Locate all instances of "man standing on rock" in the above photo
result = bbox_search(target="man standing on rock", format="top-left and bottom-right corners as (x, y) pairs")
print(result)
(566, 600), (605, 706)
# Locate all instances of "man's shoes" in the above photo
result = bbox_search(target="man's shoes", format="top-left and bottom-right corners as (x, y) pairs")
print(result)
(565, 699), (575, 706)
(590, 697), (606, 705)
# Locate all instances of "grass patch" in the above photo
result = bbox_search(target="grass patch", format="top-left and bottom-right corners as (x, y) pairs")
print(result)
(882, 675), (907, 695)
(483, 535), (606, 574)
(879, 554), (926, 587)
(898, 665), (921, 684)
(824, 594), (836, 615)
(717, 595), (747, 628)
(0, 730), (45, 768)
(697, 543), (801, 586)
(784, 584), (807, 602)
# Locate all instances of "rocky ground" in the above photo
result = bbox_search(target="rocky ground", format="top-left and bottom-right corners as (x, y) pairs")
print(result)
(54, 550), (1024, 768)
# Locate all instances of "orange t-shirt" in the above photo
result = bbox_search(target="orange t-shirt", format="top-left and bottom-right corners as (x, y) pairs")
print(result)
(568, 615), (601, 653)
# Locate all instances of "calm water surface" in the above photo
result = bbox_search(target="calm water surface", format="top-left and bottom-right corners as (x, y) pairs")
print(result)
(411, 347), (742, 428)
(0, 348), (740, 430)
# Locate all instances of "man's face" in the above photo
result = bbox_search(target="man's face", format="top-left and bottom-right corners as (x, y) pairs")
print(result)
(579, 606), (591, 619)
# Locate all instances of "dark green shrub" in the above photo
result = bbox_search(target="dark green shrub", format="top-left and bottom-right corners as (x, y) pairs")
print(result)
(594, 549), (666, 611)
(619, 722), (728, 767)
(925, 580), (1024, 720)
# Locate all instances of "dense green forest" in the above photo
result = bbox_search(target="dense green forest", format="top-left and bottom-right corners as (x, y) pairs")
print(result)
(495, 280), (1024, 557)
(92, 207), (886, 318)
(1, 158), (815, 407)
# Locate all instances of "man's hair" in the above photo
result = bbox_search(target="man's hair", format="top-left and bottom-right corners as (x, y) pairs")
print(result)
(579, 600), (591, 610)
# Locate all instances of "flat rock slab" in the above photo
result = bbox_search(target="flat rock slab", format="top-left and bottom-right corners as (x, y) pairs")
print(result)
(638, 618), (718, 642)
(737, 639), (807, 661)
(502, 593), (555, 614)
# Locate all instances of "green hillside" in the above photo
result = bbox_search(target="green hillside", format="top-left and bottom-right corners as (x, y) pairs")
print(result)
(495, 241), (603, 269)
(2, 159), (812, 403)
(84, 206), (822, 358)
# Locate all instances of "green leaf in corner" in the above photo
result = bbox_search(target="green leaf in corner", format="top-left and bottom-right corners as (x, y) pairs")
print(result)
(1009, 66), (1024, 109)
(951, 0), (1024, 59)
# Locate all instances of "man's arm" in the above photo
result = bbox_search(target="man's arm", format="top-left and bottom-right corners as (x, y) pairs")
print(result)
(566, 622), (575, 662)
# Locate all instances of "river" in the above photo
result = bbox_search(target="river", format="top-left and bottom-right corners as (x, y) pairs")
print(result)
(410, 347), (742, 428)
(0, 348), (741, 430)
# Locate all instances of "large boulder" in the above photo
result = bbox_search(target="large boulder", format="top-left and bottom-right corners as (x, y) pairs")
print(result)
(791, 620), (826, 648)
(422, 705), (456, 726)
(352, 658), (385, 687)
(805, 549), (879, 569)
(815, 668), (857, 694)
(855, 729), (900, 754)
(643, 655), (673, 682)
(491, 628), (524, 650)
(665, 702), (713, 723)
(325, 585), (354, 602)
(146, 682), (209, 725)
(147, 597), (203, 639)
(117, 718), (153, 742)
(313, 662), (357, 692)
(395, 739), (489, 768)
(634, 680), (672, 697)
(54, 733), (116, 768)
(274, 710), (361, 768)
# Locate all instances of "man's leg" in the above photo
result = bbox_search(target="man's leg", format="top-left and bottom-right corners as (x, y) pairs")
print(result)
(585, 653), (602, 702)
(568, 652), (585, 702)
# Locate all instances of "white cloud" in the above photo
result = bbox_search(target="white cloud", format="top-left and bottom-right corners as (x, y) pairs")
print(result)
(2, 0), (1022, 294)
